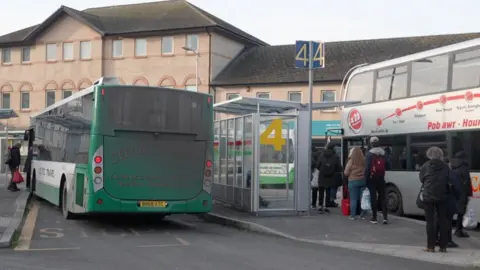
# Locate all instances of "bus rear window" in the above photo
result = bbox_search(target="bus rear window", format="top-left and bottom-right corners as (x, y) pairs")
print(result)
(104, 87), (211, 139)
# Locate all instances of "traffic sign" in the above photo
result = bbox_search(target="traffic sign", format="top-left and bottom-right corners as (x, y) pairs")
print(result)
(294, 41), (325, 69)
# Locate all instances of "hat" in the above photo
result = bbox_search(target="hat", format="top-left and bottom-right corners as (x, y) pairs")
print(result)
(370, 136), (379, 144)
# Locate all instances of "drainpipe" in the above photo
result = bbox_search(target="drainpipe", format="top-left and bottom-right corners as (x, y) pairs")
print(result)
(206, 27), (212, 96)
(100, 37), (105, 77)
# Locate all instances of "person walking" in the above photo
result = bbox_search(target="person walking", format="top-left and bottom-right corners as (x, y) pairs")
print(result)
(344, 147), (366, 220)
(5, 143), (22, 192)
(418, 146), (451, 253)
(364, 137), (390, 224)
(450, 151), (472, 238)
(315, 143), (342, 214)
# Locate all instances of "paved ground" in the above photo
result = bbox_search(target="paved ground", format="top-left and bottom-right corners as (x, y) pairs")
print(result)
(0, 174), (27, 247)
(207, 203), (480, 267)
(0, 199), (469, 270)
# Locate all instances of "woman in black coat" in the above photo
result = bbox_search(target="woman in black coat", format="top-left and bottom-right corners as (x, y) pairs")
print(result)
(6, 143), (22, 192)
(315, 143), (342, 213)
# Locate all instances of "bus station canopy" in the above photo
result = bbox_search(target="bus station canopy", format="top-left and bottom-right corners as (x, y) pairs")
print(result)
(0, 109), (18, 119)
(213, 96), (361, 115)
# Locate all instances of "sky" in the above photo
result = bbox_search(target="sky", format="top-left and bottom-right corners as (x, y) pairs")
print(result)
(0, 0), (479, 45)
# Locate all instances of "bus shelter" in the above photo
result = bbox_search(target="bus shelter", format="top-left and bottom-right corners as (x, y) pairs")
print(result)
(212, 97), (359, 215)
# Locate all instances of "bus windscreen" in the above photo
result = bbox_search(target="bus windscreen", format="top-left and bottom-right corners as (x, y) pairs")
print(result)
(104, 86), (211, 140)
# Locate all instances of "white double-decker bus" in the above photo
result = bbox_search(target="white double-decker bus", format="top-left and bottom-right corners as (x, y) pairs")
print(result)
(341, 37), (480, 222)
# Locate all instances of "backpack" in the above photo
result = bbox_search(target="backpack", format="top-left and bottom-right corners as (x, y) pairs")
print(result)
(320, 156), (336, 177)
(370, 154), (386, 177)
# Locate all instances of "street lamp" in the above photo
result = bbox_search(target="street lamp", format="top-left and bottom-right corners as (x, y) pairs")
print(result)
(182, 46), (199, 92)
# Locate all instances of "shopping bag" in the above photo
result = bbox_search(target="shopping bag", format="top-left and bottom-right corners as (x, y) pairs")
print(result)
(310, 169), (319, 188)
(462, 207), (477, 230)
(13, 170), (24, 184)
(361, 189), (371, 211)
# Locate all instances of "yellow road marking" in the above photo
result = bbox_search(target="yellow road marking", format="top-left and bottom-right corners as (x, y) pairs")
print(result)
(15, 201), (39, 251)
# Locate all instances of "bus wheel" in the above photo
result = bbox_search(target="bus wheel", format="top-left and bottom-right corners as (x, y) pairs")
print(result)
(61, 180), (75, 220)
(386, 185), (403, 216)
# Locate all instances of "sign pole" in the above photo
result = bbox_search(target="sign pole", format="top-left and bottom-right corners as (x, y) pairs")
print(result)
(5, 122), (8, 188)
(307, 41), (314, 215)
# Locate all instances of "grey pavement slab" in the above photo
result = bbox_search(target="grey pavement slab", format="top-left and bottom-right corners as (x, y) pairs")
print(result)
(204, 203), (480, 268)
(0, 174), (30, 248)
(210, 203), (480, 248)
(0, 200), (467, 270)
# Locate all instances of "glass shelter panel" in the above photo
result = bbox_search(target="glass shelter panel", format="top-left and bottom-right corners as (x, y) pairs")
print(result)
(211, 115), (254, 212)
(235, 117), (244, 188)
(258, 114), (296, 211)
(213, 121), (220, 184)
(220, 120), (227, 185)
(226, 119), (235, 187)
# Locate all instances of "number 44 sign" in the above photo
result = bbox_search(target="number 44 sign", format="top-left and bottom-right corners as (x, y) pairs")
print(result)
(259, 119), (286, 151)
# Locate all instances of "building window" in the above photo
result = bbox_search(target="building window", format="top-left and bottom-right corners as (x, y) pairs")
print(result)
(185, 85), (197, 92)
(21, 92), (30, 110)
(288, 92), (302, 102)
(2, 93), (10, 109)
(21, 47), (30, 62)
(2, 48), (11, 64)
(161, 36), (173, 54)
(257, 92), (270, 99)
(63, 90), (73, 99)
(410, 55), (448, 97)
(80, 41), (91, 60)
(46, 91), (55, 107)
(46, 43), (57, 61)
(227, 93), (239, 100)
(135, 38), (147, 56)
(112, 40), (123, 58)
(63, 43), (73, 60)
(186, 35), (198, 51)
(321, 90), (337, 111)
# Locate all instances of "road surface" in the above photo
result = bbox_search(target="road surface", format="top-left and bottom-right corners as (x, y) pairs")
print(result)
(0, 199), (468, 270)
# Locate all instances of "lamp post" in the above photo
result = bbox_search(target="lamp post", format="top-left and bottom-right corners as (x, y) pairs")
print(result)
(182, 46), (199, 91)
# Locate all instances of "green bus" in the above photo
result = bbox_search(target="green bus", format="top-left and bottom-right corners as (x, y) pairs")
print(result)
(25, 77), (213, 219)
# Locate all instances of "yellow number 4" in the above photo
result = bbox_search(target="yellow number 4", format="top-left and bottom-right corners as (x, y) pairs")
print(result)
(260, 119), (286, 151)
(313, 42), (325, 66)
(295, 44), (308, 67)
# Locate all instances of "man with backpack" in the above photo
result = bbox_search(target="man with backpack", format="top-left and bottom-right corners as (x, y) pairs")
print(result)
(315, 143), (343, 214)
(364, 137), (390, 224)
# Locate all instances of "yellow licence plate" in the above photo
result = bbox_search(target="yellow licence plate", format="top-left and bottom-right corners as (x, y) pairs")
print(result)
(139, 201), (168, 207)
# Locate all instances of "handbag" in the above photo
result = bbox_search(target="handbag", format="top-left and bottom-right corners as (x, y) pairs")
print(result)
(416, 187), (427, 209)
(13, 170), (24, 184)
